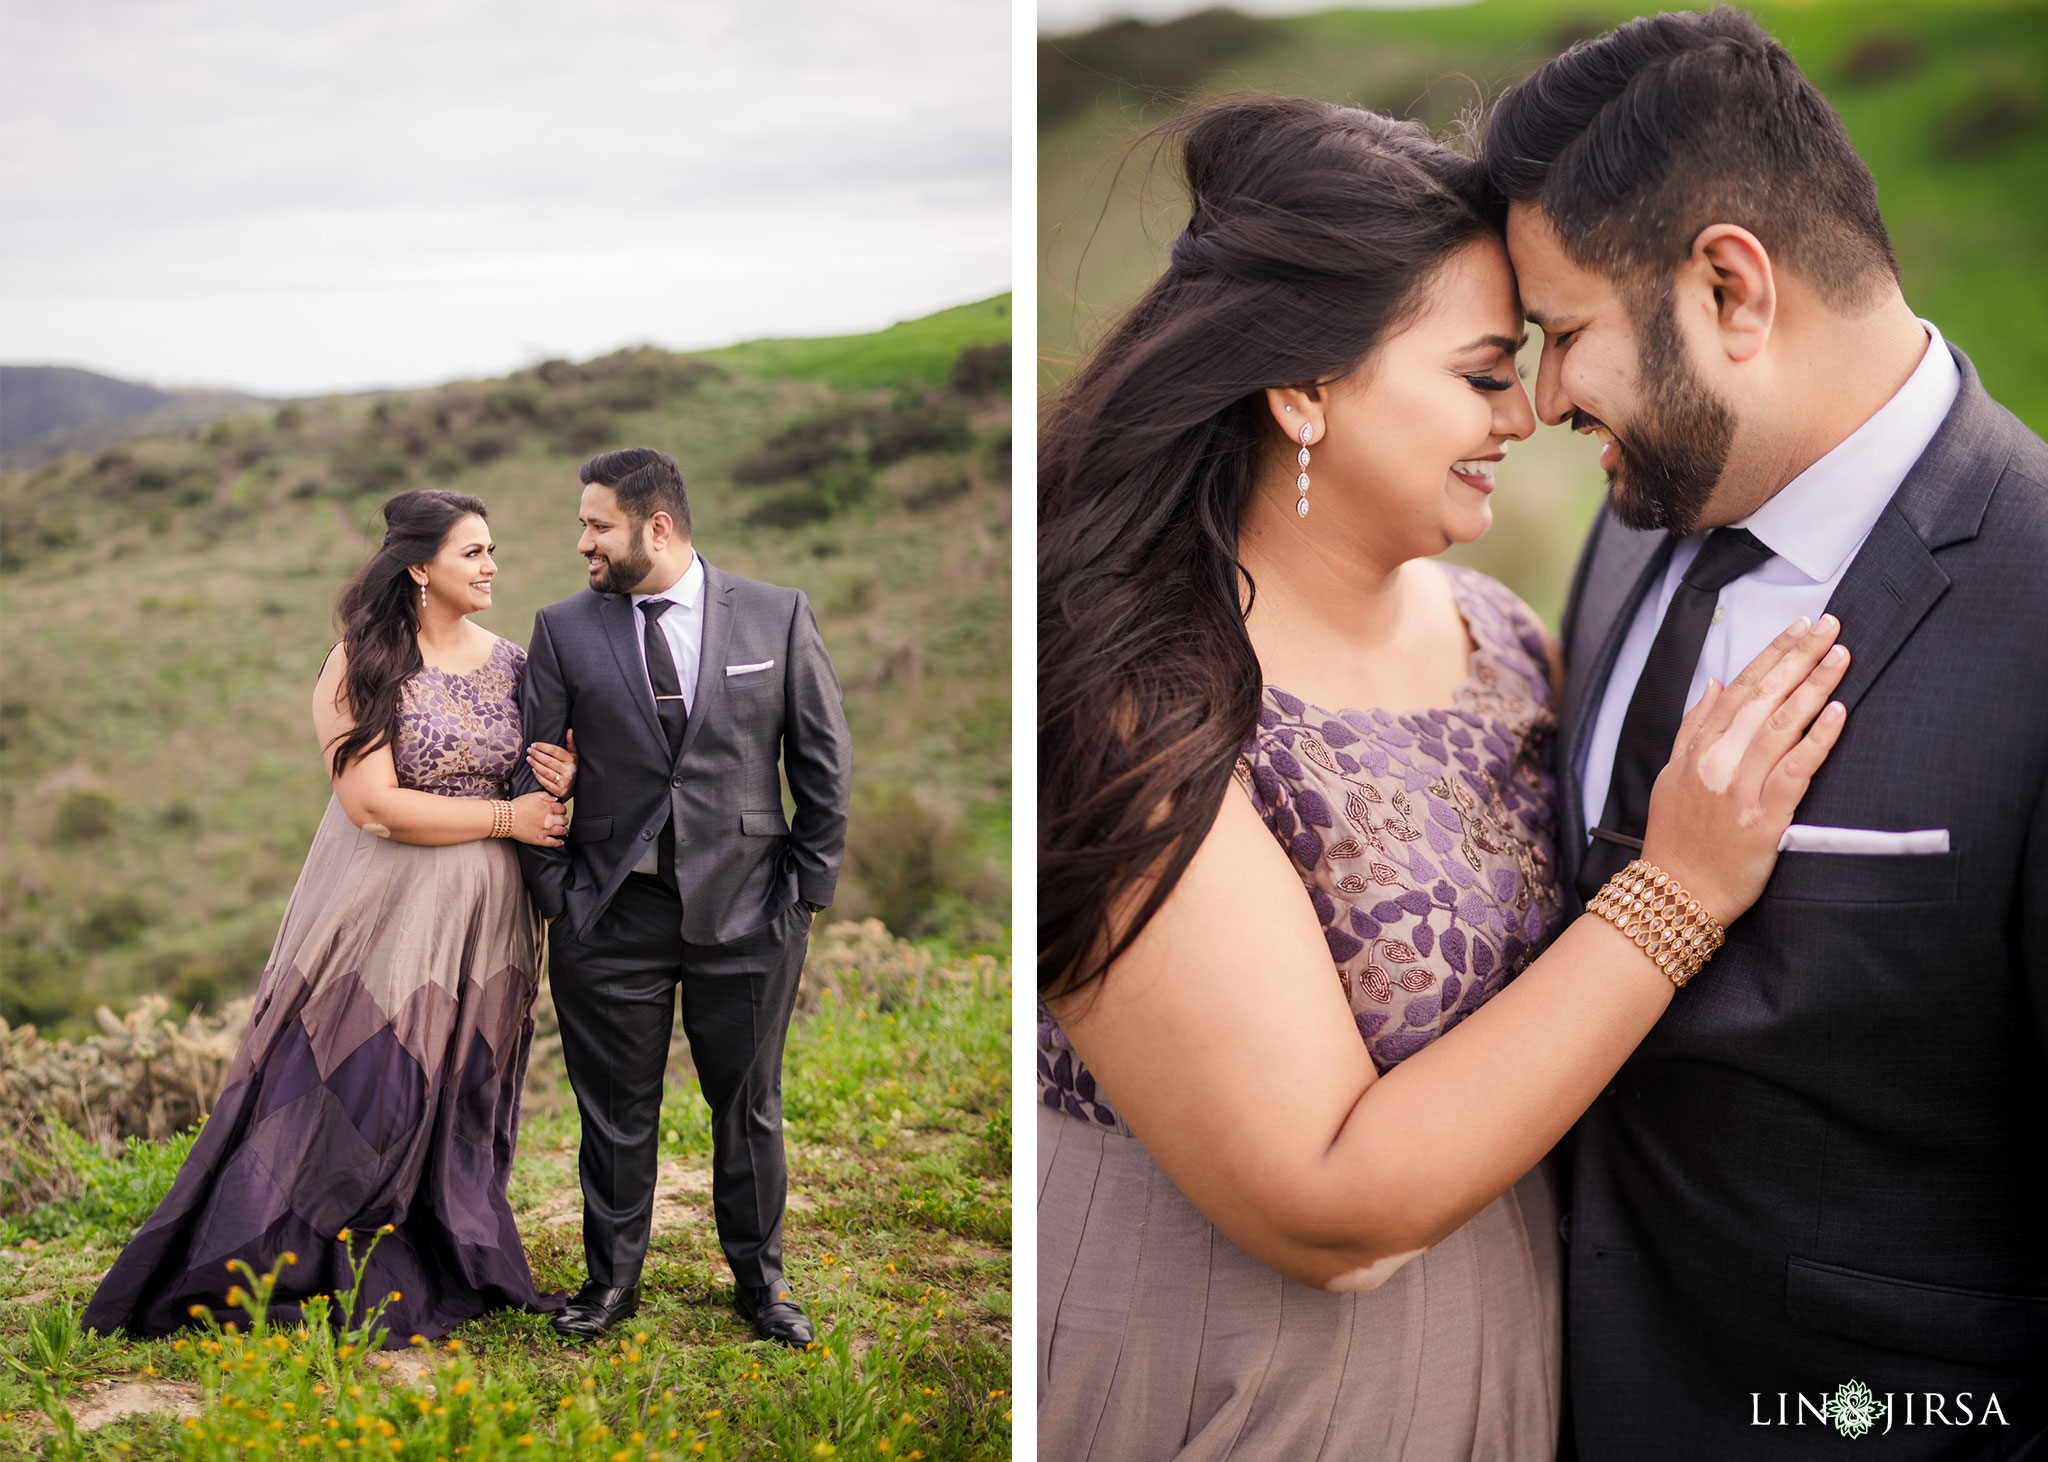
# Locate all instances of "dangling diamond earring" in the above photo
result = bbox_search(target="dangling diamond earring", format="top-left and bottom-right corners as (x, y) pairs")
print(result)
(418, 580), (427, 608)
(1295, 423), (1313, 518)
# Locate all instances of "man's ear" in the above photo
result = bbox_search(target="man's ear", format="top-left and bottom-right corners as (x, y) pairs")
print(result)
(1686, 223), (1775, 364)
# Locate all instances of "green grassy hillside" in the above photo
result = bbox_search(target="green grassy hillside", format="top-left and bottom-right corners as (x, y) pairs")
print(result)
(1040, 1), (2048, 623)
(0, 297), (1013, 1031)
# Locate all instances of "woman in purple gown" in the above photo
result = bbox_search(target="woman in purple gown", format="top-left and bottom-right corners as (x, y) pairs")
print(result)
(1037, 98), (1856, 1459)
(85, 489), (577, 1344)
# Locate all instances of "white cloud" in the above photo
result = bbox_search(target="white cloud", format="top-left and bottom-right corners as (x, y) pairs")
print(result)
(0, 0), (1010, 394)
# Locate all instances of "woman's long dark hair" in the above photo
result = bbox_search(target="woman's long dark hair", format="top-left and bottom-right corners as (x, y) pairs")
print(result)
(1039, 96), (1499, 1001)
(327, 488), (489, 777)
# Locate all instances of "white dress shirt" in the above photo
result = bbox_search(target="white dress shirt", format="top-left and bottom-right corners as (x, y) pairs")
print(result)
(1579, 321), (1961, 838)
(629, 551), (706, 716)
(628, 551), (705, 871)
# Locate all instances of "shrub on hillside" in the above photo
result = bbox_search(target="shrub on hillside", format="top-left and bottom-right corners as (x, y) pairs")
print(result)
(423, 445), (466, 481)
(537, 401), (619, 454)
(869, 398), (973, 465)
(458, 423), (521, 465)
(743, 487), (837, 529)
(949, 340), (1010, 397)
(731, 406), (868, 485)
(847, 783), (973, 937)
(333, 432), (409, 496)
(75, 895), (150, 952)
(482, 384), (541, 421)
(903, 468), (973, 512)
(52, 788), (116, 844)
(0, 994), (247, 1216)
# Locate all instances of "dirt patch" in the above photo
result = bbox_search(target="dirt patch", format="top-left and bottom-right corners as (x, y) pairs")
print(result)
(69, 1376), (201, 1431)
(524, 1160), (812, 1233)
(368, 1352), (437, 1388)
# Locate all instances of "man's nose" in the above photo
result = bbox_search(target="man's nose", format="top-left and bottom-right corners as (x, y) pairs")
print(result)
(1532, 346), (1574, 428)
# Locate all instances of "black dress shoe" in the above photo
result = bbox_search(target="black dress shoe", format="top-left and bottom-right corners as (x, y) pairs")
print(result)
(734, 1283), (813, 1347)
(550, 1283), (640, 1341)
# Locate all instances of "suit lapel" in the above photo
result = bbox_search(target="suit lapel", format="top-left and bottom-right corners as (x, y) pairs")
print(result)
(1820, 512), (1948, 720)
(677, 561), (738, 767)
(1818, 345), (2006, 718)
(600, 592), (666, 748)
(1561, 512), (1673, 857)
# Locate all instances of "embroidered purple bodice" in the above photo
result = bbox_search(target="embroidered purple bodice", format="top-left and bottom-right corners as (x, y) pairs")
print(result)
(1041, 565), (1564, 1132)
(392, 638), (526, 800)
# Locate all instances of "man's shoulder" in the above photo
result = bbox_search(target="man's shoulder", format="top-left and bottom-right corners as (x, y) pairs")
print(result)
(533, 587), (612, 625)
(704, 562), (808, 614)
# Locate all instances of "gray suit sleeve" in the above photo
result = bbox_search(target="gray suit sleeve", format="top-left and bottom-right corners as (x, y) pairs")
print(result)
(513, 609), (573, 921)
(2023, 770), (2048, 1064)
(781, 590), (851, 907)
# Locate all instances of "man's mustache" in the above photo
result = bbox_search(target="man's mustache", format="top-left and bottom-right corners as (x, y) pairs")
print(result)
(1570, 409), (1612, 437)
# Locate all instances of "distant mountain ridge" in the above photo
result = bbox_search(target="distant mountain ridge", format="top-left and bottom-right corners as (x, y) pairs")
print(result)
(0, 366), (273, 467)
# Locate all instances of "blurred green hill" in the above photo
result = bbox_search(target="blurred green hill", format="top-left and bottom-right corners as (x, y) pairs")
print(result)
(0, 296), (1013, 1031)
(1041, 0), (2048, 624)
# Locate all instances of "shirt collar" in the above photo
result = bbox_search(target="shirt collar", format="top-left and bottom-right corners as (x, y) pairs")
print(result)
(630, 550), (704, 611)
(1734, 320), (1960, 584)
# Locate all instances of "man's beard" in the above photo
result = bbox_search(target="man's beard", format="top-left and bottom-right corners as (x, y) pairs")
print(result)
(1598, 296), (1735, 536)
(588, 531), (655, 594)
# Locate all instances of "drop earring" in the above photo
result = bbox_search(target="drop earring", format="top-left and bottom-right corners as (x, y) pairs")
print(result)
(1295, 422), (1312, 518)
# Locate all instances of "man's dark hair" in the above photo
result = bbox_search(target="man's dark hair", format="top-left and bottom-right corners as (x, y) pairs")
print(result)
(1484, 6), (1898, 313)
(580, 447), (691, 537)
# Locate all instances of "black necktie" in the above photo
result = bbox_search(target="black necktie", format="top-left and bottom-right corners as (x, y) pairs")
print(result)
(638, 598), (689, 759)
(1577, 527), (1775, 903)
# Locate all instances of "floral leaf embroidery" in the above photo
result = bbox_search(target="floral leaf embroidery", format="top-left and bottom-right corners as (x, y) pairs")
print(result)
(1379, 940), (1420, 964)
(1345, 789), (1375, 833)
(1370, 862), (1403, 886)
(1298, 732), (1339, 772)
(1361, 965), (1393, 1003)
(1397, 968), (1436, 992)
(1325, 838), (1364, 860)
(1337, 875), (1369, 894)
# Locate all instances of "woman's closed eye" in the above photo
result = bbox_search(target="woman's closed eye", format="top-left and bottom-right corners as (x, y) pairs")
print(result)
(1462, 373), (1518, 393)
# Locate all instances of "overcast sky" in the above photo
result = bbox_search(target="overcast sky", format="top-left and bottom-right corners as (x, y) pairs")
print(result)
(0, 0), (1009, 396)
(1039, 0), (1474, 34)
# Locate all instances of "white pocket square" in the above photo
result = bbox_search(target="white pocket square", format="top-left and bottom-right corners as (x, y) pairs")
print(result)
(1777, 825), (1949, 855)
(725, 659), (775, 676)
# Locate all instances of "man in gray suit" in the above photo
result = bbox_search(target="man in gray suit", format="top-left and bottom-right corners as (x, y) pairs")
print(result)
(1487, 10), (2047, 1456)
(511, 447), (851, 1344)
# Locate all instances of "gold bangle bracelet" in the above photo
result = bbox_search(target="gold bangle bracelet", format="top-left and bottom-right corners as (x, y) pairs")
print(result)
(490, 800), (514, 839)
(1586, 859), (1726, 988)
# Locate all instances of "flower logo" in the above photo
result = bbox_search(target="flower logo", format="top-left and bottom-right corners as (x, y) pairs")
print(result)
(1825, 1379), (1888, 1440)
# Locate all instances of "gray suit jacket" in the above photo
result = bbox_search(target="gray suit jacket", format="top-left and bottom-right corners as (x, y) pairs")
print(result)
(1558, 346), (2048, 1455)
(511, 558), (851, 946)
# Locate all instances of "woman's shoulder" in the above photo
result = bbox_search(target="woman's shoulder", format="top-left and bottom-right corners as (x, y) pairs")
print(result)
(1438, 563), (1546, 643)
(481, 633), (525, 668)
(1438, 564), (1560, 705)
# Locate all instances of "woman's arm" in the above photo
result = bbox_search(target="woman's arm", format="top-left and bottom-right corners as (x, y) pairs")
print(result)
(1052, 616), (1848, 1291)
(312, 644), (565, 848)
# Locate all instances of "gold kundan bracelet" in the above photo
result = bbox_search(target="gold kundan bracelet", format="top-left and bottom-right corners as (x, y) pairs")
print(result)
(1586, 859), (1726, 988)
(490, 800), (515, 839)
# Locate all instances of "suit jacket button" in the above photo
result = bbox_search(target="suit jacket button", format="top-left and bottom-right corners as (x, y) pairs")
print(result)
(641, 829), (654, 841)
(671, 777), (682, 788)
